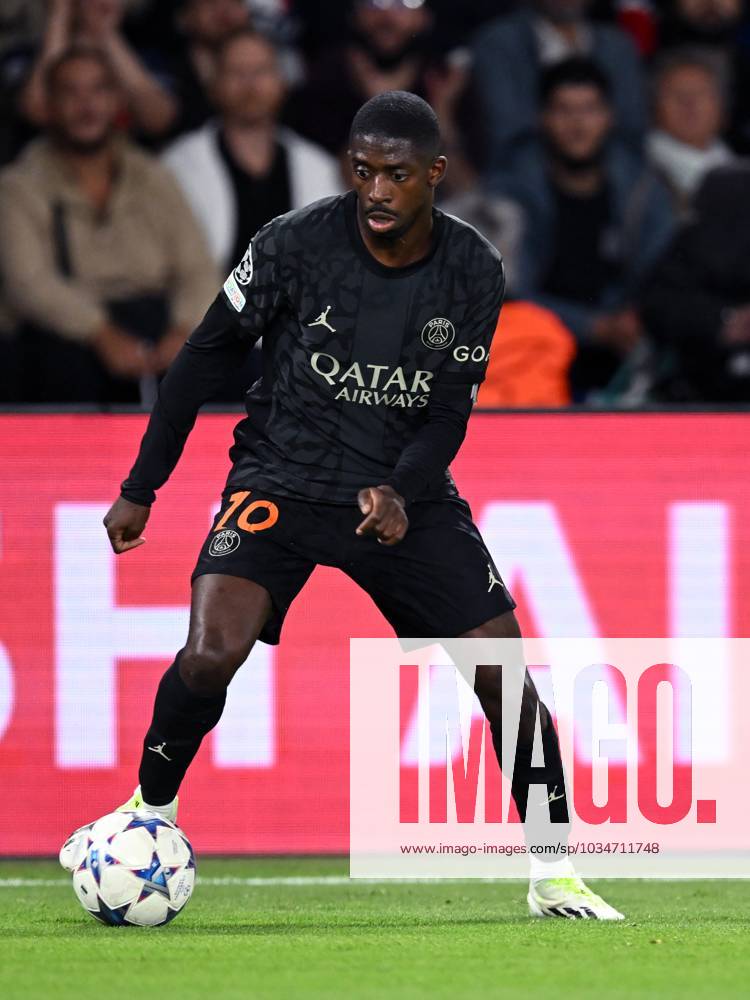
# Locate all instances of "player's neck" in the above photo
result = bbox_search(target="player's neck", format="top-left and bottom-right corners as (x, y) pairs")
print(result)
(356, 207), (434, 269)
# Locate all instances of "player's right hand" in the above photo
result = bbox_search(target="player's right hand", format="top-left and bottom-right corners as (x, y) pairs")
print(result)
(356, 485), (408, 546)
(103, 496), (150, 554)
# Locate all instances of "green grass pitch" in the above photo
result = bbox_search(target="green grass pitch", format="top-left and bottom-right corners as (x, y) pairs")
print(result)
(1, 858), (748, 999)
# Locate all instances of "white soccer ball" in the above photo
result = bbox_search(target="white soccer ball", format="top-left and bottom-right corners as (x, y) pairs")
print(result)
(66, 811), (196, 926)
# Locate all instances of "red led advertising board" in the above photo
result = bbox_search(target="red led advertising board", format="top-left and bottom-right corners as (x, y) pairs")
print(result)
(0, 413), (748, 854)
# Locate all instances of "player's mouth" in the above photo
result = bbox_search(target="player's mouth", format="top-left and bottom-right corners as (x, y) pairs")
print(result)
(366, 211), (399, 233)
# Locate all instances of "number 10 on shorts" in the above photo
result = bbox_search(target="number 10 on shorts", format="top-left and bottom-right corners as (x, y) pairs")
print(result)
(214, 491), (279, 534)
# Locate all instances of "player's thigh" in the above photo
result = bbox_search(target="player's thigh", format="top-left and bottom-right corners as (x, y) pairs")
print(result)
(461, 609), (521, 639)
(347, 497), (516, 638)
(186, 573), (273, 668)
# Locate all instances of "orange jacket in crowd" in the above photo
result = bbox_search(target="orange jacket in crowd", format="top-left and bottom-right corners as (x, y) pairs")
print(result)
(477, 300), (577, 408)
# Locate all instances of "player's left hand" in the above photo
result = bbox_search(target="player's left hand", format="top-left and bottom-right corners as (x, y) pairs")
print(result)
(356, 485), (408, 546)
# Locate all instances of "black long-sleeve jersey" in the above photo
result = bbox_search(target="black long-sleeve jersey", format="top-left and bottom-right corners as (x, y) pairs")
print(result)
(121, 192), (504, 507)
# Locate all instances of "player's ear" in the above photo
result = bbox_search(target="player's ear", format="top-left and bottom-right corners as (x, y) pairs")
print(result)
(428, 156), (448, 189)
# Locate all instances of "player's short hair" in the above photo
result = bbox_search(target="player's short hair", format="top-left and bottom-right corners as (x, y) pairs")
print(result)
(45, 45), (117, 94)
(349, 91), (441, 161)
(539, 57), (612, 107)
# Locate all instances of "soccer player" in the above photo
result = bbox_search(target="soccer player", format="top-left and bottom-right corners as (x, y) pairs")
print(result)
(62, 91), (621, 920)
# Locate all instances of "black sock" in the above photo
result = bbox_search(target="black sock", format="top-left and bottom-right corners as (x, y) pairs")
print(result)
(509, 704), (570, 826)
(489, 685), (571, 852)
(138, 654), (226, 805)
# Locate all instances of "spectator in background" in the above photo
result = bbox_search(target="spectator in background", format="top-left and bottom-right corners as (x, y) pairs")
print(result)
(660, 0), (744, 48)
(476, 300), (577, 407)
(295, 0), (515, 58)
(642, 164), (750, 401)
(288, 0), (441, 159)
(472, 0), (647, 170)
(658, 0), (750, 152)
(615, 0), (659, 57)
(647, 48), (735, 215)
(168, 0), (252, 137)
(0, 47), (217, 404)
(244, 0), (305, 84)
(490, 58), (674, 396)
(18, 0), (177, 138)
(163, 30), (341, 274)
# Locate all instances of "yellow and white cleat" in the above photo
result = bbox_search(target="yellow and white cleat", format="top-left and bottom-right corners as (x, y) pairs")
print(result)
(58, 786), (178, 872)
(116, 785), (178, 824)
(528, 876), (624, 920)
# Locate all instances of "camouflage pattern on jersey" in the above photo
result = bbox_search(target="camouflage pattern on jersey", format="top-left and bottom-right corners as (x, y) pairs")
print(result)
(221, 192), (505, 503)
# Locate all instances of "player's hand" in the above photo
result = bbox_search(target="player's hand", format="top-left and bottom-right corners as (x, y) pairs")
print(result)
(93, 322), (154, 379)
(356, 485), (408, 546)
(103, 496), (150, 554)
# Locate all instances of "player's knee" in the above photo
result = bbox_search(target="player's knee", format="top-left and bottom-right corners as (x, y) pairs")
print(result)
(179, 639), (248, 696)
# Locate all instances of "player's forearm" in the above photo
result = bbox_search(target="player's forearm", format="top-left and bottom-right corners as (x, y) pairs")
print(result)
(120, 338), (244, 504)
(120, 346), (205, 504)
(383, 395), (472, 504)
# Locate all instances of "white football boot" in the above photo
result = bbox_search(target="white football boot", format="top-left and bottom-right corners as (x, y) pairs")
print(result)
(58, 786), (178, 872)
(528, 875), (624, 920)
(116, 785), (178, 824)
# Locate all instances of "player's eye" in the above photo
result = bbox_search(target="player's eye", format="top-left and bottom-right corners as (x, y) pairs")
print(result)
(354, 166), (369, 179)
(392, 173), (409, 182)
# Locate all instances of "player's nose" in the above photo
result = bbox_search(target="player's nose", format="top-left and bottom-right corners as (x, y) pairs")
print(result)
(369, 175), (393, 203)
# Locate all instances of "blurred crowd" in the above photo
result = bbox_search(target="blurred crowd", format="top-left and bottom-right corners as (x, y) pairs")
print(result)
(1, 0), (750, 407)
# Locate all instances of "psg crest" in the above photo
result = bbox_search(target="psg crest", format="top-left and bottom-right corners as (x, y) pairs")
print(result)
(234, 244), (254, 285)
(209, 529), (241, 557)
(421, 317), (456, 350)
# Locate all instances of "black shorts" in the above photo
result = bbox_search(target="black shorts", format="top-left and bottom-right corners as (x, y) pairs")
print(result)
(192, 488), (516, 644)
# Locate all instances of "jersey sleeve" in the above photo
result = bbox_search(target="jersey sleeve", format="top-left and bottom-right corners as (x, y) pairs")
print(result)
(436, 251), (505, 396)
(382, 383), (472, 504)
(382, 246), (505, 503)
(220, 218), (289, 336)
(119, 297), (250, 505)
(119, 220), (292, 506)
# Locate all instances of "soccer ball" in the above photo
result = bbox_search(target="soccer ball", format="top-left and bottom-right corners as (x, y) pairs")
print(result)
(66, 811), (196, 926)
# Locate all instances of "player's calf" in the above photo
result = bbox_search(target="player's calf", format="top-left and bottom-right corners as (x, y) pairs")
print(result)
(138, 652), (229, 806)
